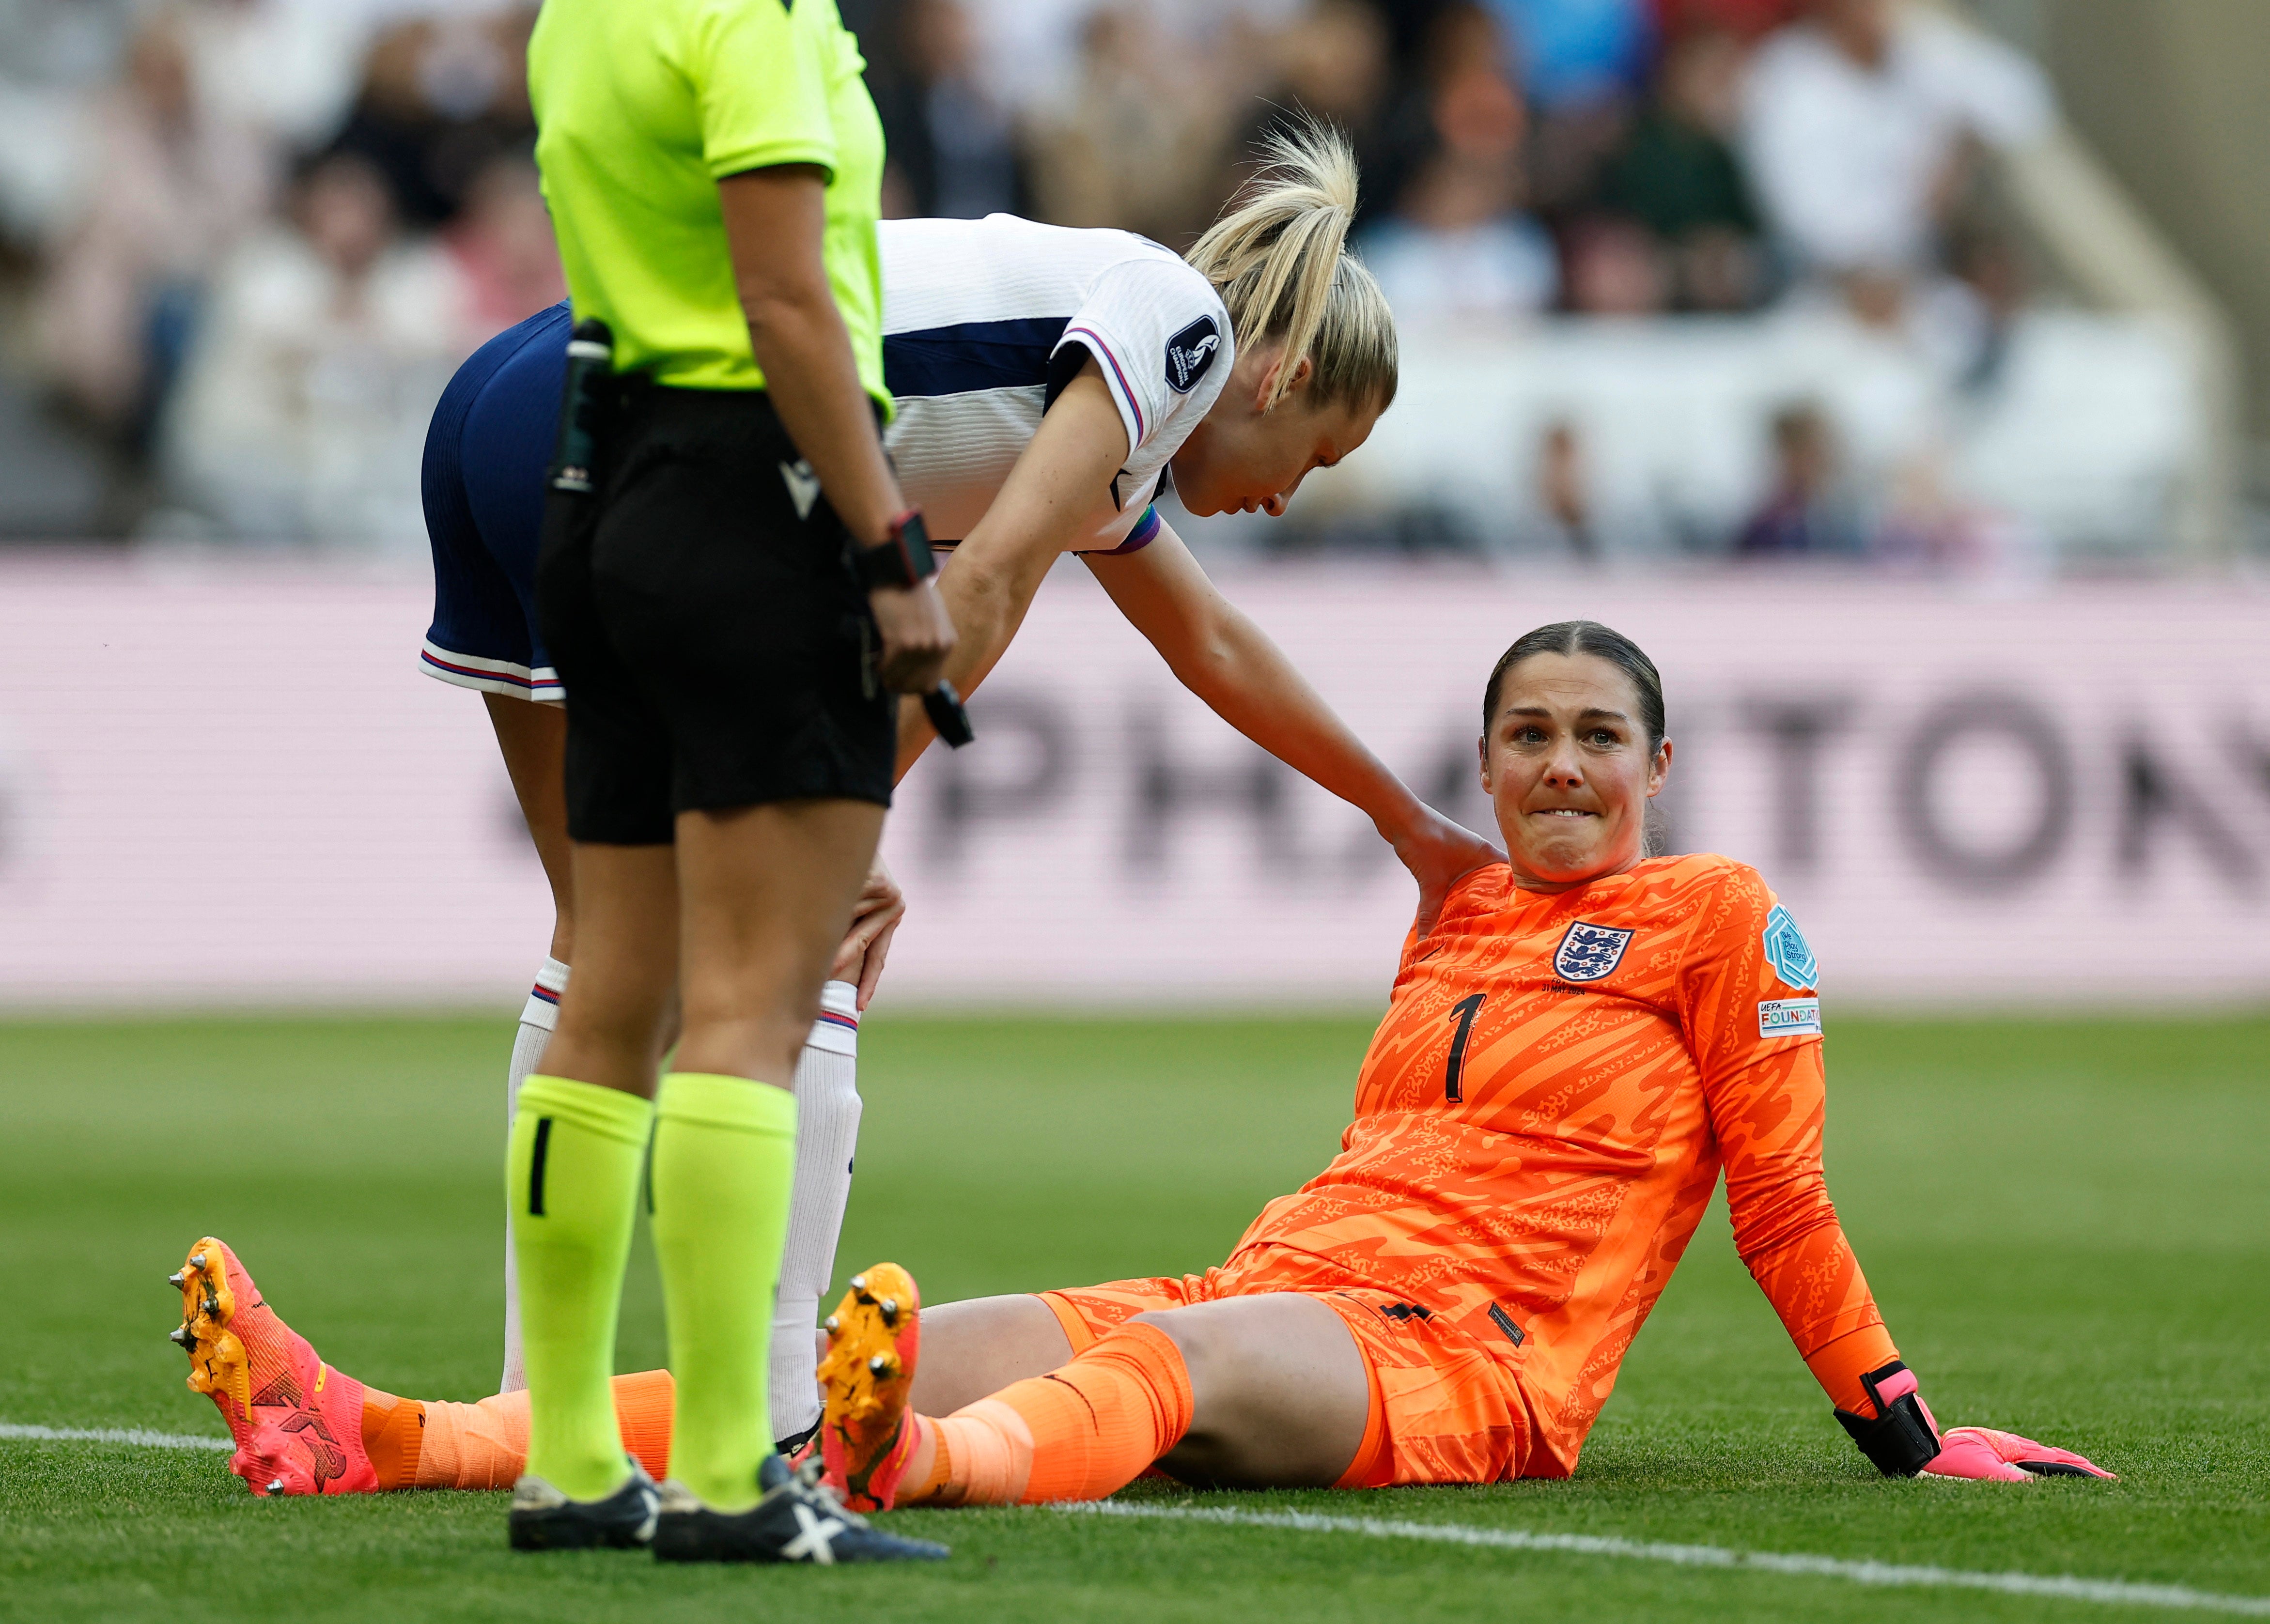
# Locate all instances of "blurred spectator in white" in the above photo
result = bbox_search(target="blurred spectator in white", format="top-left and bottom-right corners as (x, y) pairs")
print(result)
(940, 0), (1095, 115)
(1023, 4), (1245, 245)
(173, 0), (372, 151)
(1362, 55), (1557, 327)
(870, 0), (1026, 220)
(1594, 25), (1763, 310)
(945, 0), (1299, 117)
(158, 153), (472, 551)
(1735, 402), (1864, 556)
(0, 0), (136, 246)
(31, 8), (276, 444)
(443, 154), (564, 334)
(0, 0), (129, 88)
(1740, 0), (2052, 289)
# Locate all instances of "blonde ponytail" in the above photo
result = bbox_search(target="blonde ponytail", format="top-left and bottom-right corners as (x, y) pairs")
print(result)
(1184, 120), (1398, 414)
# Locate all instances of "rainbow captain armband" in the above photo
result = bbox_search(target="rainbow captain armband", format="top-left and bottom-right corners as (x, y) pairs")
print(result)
(1092, 503), (1162, 557)
(1834, 1360), (1942, 1477)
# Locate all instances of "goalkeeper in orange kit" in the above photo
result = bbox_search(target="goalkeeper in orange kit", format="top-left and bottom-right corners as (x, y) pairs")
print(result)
(168, 620), (2109, 1501)
(807, 619), (2113, 1507)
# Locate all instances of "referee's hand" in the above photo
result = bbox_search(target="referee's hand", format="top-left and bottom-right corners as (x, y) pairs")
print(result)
(868, 576), (957, 693)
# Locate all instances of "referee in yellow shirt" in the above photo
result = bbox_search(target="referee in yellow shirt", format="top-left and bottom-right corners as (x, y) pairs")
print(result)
(505, 0), (952, 1563)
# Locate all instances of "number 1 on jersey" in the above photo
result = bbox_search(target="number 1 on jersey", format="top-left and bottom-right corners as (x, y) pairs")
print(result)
(1444, 992), (1486, 1103)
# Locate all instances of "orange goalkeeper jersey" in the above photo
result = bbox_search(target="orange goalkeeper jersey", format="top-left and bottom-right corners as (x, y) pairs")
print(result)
(1220, 853), (1891, 1477)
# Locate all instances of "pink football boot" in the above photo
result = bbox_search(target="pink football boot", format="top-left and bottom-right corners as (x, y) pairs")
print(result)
(170, 1237), (378, 1496)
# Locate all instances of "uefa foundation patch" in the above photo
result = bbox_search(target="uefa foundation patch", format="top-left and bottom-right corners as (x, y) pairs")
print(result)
(1758, 997), (1822, 1038)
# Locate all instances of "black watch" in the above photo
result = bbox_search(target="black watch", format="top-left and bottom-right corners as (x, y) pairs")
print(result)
(855, 509), (936, 591)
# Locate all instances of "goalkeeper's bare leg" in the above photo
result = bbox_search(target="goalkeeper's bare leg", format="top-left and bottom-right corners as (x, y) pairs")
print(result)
(820, 1276), (1370, 1510)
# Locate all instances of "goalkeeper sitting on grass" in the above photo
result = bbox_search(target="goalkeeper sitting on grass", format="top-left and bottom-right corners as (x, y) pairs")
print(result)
(167, 621), (2110, 1501)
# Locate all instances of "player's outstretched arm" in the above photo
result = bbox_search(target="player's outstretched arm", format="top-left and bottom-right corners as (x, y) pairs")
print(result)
(891, 360), (1131, 780)
(1086, 522), (1500, 931)
(1687, 875), (2115, 1483)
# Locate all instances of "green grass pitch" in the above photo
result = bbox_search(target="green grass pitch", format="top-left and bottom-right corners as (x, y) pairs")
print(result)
(2, 1010), (2266, 1622)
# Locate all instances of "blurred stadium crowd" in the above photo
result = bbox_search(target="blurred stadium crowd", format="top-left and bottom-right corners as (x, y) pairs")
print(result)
(0, 0), (2104, 559)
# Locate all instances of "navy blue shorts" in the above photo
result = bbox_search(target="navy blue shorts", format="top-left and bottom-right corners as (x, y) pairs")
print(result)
(420, 301), (572, 700)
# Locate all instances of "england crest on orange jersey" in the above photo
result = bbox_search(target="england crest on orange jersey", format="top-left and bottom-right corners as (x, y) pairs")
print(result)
(1554, 921), (1633, 982)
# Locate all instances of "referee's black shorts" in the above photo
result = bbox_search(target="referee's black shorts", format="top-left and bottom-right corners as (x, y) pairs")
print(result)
(535, 381), (893, 846)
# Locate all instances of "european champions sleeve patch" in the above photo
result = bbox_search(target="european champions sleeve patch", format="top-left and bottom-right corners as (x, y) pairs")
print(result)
(1760, 903), (1819, 991)
(1165, 315), (1221, 394)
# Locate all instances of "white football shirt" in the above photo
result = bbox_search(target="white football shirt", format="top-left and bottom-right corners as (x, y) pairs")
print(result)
(879, 214), (1235, 551)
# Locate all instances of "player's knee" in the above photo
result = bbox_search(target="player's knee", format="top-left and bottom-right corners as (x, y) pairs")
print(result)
(674, 1007), (806, 1083)
(1128, 1308), (1217, 1389)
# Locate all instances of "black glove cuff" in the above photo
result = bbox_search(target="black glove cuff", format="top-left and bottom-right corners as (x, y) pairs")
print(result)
(1833, 1360), (1941, 1477)
(856, 510), (936, 591)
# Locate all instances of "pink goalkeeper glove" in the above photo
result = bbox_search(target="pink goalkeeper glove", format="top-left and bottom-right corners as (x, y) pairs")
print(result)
(1835, 1361), (2115, 1481)
(1922, 1426), (2117, 1482)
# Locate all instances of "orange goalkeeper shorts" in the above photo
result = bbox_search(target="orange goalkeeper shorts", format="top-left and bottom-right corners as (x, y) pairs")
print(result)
(1038, 1268), (1532, 1487)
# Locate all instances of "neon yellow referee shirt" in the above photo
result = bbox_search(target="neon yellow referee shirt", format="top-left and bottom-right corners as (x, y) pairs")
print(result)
(527, 0), (888, 406)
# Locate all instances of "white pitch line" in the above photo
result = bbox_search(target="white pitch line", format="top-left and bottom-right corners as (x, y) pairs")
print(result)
(5, 1423), (2261, 1616)
(1060, 1501), (2270, 1617)
(1, 1423), (232, 1452)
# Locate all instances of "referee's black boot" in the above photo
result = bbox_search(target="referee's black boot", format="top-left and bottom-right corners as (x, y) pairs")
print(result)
(651, 1454), (949, 1565)
(507, 1460), (660, 1550)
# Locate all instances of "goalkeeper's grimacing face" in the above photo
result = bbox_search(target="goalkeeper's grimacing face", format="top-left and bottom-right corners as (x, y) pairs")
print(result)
(1480, 653), (1673, 893)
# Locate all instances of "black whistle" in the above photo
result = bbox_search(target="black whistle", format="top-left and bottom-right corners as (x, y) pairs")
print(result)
(548, 318), (614, 495)
(923, 681), (975, 749)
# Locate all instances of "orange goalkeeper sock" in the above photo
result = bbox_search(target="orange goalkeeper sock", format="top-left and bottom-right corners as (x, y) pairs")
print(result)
(608, 1368), (676, 1479)
(908, 1322), (1192, 1506)
(360, 1369), (677, 1491)
(360, 1387), (424, 1490)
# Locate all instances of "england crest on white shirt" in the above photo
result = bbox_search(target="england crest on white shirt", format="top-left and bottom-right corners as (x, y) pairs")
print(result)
(1554, 921), (1634, 982)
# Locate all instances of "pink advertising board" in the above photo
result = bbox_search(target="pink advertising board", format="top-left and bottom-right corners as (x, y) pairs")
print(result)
(2, 556), (2265, 1009)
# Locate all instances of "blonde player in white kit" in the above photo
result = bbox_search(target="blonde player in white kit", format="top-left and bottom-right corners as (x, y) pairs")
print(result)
(356, 123), (1497, 1488)
(879, 127), (1409, 774)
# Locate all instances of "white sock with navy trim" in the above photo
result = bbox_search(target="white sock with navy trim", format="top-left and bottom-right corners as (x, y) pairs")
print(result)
(498, 955), (568, 1394)
(770, 979), (864, 1446)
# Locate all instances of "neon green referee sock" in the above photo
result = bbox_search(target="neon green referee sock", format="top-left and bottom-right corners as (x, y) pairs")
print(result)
(507, 1073), (653, 1502)
(650, 1071), (797, 1511)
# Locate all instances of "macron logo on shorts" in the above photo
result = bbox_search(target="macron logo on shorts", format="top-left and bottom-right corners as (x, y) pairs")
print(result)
(780, 458), (821, 520)
(1165, 316), (1221, 394)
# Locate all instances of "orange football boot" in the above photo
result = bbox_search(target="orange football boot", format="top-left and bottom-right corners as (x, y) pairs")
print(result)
(815, 1264), (923, 1512)
(170, 1237), (378, 1496)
